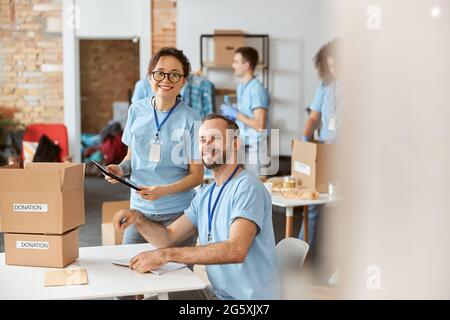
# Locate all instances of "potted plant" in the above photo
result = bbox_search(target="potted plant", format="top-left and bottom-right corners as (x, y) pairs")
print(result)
(0, 107), (23, 166)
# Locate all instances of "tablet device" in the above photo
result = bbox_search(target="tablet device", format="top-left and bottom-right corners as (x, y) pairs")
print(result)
(91, 160), (142, 191)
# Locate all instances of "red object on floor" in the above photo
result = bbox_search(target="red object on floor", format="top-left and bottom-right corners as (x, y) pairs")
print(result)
(22, 124), (69, 162)
(100, 132), (126, 165)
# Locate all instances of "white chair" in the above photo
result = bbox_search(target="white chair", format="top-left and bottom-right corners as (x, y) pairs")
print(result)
(276, 237), (309, 271)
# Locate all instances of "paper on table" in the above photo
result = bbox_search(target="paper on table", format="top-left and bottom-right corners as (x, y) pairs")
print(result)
(112, 259), (186, 275)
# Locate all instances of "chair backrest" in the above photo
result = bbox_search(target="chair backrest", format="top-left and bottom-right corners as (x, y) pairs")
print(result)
(22, 124), (69, 163)
(276, 237), (309, 271)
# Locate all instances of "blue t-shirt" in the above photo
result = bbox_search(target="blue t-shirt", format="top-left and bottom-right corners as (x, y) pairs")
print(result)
(131, 79), (153, 103)
(235, 78), (270, 145)
(310, 80), (342, 143)
(185, 169), (280, 300)
(122, 97), (201, 215)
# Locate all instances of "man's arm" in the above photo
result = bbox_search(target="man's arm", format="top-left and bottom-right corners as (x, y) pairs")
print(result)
(303, 111), (321, 140)
(113, 210), (197, 248)
(129, 218), (258, 273)
(236, 108), (267, 131)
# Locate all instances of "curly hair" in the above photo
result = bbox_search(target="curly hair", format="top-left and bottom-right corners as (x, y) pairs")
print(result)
(314, 38), (339, 81)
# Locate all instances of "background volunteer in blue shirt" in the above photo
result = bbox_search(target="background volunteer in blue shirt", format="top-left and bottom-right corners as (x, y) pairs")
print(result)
(105, 47), (203, 246)
(131, 78), (153, 104)
(113, 114), (280, 300)
(220, 46), (270, 177)
(300, 39), (341, 258)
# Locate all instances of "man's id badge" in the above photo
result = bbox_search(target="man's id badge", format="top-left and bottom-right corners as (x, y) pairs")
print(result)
(328, 117), (336, 131)
(149, 141), (162, 163)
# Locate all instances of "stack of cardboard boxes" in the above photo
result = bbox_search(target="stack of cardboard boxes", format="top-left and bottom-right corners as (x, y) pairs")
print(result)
(0, 163), (85, 268)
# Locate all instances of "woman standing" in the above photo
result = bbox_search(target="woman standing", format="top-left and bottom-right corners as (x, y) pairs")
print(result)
(106, 47), (203, 246)
(300, 39), (341, 259)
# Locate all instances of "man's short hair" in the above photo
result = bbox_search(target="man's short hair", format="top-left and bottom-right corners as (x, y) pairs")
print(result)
(235, 46), (259, 71)
(202, 113), (240, 136)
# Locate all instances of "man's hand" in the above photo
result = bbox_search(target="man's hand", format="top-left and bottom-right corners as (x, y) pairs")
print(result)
(130, 249), (168, 273)
(113, 209), (142, 231)
(104, 164), (124, 184)
(220, 104), (238, 121)
(138, 185), (167, 201)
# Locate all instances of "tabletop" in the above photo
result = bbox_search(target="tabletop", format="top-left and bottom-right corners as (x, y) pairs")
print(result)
(271, 193), (337, 208)
(0, 243), (206, 300)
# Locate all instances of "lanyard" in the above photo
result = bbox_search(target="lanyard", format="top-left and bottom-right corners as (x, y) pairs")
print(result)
(207, 165), (241, 242)
(151, 96), (180, 139)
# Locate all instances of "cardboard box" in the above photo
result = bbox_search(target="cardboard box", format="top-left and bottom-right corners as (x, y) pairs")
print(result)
(291, 140), (335, 193)
(101, 200), (129, 245)
(214, 29), (245, 66)
(4, 228), (79, 268)
(0, 163), (21, 230)
(0, 162), (85, 234)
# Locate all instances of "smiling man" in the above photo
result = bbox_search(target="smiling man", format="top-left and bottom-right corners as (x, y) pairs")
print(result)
(113, 113), (280, 300)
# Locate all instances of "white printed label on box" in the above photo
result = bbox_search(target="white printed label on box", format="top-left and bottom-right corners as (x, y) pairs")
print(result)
(294, 161), (311, 176)
(16, 241), (49, 250)
(13, 203), (48, 213)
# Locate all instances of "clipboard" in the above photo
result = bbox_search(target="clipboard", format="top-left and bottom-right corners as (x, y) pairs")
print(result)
(92, 160), (142, 191)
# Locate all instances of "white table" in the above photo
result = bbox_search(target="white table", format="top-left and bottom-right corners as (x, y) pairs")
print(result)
(0, 243), (206, 300)
(272, 193), (337, 241)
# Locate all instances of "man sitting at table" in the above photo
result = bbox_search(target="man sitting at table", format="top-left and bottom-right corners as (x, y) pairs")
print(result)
(113, 113), (280, 300)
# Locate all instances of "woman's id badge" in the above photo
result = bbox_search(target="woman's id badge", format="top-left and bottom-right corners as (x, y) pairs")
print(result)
(149, 138), (162, 163)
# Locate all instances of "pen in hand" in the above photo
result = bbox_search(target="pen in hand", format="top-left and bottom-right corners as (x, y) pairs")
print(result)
(119, 217), (127, 228)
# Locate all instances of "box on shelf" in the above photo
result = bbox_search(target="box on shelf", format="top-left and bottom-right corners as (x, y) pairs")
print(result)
(214, 29), (245, 67)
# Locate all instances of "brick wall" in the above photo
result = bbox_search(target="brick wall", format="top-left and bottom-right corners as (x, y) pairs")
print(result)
(152, 0), (176, 54)
(80, 40), (140, 134)
(0, 0), (63, 125)
(0, 0), (176, 128)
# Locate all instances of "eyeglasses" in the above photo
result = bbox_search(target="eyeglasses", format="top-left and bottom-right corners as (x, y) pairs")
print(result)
(149, 71), (184, 83)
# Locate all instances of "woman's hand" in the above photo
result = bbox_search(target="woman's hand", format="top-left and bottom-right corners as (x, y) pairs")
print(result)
(104, 164), (124, 184)
(138, 185), (168, 201)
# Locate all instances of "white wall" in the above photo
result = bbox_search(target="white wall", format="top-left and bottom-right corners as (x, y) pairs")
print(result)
(76, 0), (140, 39)
(177, 0), (337, 155)
(63, 0), (151, 162)
(74, 0), (151, 79)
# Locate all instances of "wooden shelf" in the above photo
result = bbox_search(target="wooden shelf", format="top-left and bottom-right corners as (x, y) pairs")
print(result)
(214, 88), (236, 96)
(203, 61), (267, 69)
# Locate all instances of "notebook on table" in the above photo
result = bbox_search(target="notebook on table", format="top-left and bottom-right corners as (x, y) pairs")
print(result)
(112, 259), (186, 275)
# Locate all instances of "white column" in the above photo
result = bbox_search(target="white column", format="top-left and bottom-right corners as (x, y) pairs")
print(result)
(62, 0), (81, 162)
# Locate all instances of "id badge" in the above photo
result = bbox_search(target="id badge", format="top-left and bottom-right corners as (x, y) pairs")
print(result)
(328, 117), (336, 131)
(149, 138), (162, 163)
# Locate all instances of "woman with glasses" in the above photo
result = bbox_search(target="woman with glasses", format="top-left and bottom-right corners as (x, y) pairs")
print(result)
(105, 47), (203, 246)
